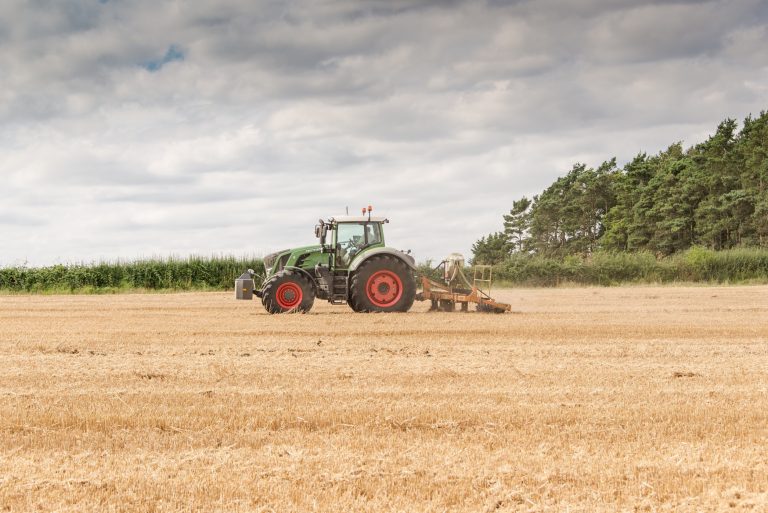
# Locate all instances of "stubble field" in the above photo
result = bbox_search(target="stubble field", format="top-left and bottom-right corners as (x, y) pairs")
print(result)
(1, 287), (767, 512)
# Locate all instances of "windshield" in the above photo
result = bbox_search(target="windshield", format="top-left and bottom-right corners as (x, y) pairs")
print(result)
(335, 222), (382, 266)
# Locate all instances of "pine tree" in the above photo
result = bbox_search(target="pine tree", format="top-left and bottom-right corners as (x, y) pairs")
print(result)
(470, 233), (510, 264)
(503, 197), (532, 253)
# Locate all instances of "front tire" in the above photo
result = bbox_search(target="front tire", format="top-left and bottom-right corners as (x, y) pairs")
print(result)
(261, 270), (315, 314)
(349, 256), (415, 312)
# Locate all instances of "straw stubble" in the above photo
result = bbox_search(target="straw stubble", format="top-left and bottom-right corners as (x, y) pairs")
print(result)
(1, 287), (767, 512)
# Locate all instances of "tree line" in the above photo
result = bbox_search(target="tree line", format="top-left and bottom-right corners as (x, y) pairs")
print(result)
(473, 111), (768, 264)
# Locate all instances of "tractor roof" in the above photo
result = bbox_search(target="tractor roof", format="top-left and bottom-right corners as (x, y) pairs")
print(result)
(329, 216), (388, 223)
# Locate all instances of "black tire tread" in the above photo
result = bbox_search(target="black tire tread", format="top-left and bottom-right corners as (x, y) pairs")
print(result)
(347, 281), (367, 312)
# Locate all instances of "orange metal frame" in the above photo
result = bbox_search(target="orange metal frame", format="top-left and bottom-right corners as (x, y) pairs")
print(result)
(418, 276), (511, 312)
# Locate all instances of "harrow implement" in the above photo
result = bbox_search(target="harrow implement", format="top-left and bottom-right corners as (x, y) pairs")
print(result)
(415, 259), (511, 313)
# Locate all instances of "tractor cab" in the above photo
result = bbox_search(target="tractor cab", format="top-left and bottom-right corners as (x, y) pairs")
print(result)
(316, 215), (388, 269)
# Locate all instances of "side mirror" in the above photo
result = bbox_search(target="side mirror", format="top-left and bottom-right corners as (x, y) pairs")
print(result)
(316, 222), (329, 249)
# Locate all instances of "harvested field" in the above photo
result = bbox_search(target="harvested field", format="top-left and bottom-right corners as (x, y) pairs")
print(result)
(1, 287), (767, 512)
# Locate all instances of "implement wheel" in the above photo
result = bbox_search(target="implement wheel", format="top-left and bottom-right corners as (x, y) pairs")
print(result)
(261, 269), (315, 314)
(349, 256), (415, 313)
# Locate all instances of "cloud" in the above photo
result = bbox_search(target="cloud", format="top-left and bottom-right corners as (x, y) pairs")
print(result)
(0, 0), (767, 266)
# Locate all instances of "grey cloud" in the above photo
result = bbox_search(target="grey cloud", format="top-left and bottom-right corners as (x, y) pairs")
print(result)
(584, 1), (764, 64)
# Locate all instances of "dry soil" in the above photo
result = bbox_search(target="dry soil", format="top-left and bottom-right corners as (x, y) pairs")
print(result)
(1, 287), (767, 512)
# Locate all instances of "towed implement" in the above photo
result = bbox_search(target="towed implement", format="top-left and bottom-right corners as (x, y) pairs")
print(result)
(235, 207), (510, 314)
(417, 254), (510, 313)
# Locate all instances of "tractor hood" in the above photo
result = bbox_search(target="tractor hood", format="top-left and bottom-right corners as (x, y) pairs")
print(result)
(285, 244), (323, 256)
(262, 249), (290, 272)
(262, 244), (324, 276)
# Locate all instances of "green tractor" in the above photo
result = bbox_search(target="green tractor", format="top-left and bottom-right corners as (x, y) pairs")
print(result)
(248, 208), (417, 314)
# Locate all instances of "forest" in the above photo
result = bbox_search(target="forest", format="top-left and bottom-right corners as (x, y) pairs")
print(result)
(473, 111), (768, 265)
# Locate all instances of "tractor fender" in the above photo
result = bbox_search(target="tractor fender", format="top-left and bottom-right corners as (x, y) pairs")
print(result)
(262, 266), (320, 295)
(348, 248), (417, 273)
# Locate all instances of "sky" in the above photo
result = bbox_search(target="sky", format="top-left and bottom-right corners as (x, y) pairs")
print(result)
(1, 0), (768, 266)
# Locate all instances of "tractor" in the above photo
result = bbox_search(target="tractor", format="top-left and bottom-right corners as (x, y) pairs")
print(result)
(236, 206), (512, 314)
(248, 206), (417, 314)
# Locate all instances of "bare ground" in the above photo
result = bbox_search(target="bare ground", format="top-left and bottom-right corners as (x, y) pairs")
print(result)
(1, 287), (767, 512)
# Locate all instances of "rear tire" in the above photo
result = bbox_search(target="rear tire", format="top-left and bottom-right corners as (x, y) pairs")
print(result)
(261, 270), (315, 314)
(349, 256), (415, 312)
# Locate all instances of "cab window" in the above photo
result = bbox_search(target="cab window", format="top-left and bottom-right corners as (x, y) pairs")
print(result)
(335, 223), (381, 267)
(337, 223), (365, 249)
(366, 223), (382, 245)
(336, 223), (365, 267)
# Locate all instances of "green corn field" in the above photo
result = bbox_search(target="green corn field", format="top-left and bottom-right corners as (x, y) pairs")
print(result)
(0, 255), (265, 293)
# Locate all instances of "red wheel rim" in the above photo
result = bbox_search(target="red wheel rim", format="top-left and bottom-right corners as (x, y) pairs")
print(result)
(276, 282), (302, 309)
(366, 270), (403, 308)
